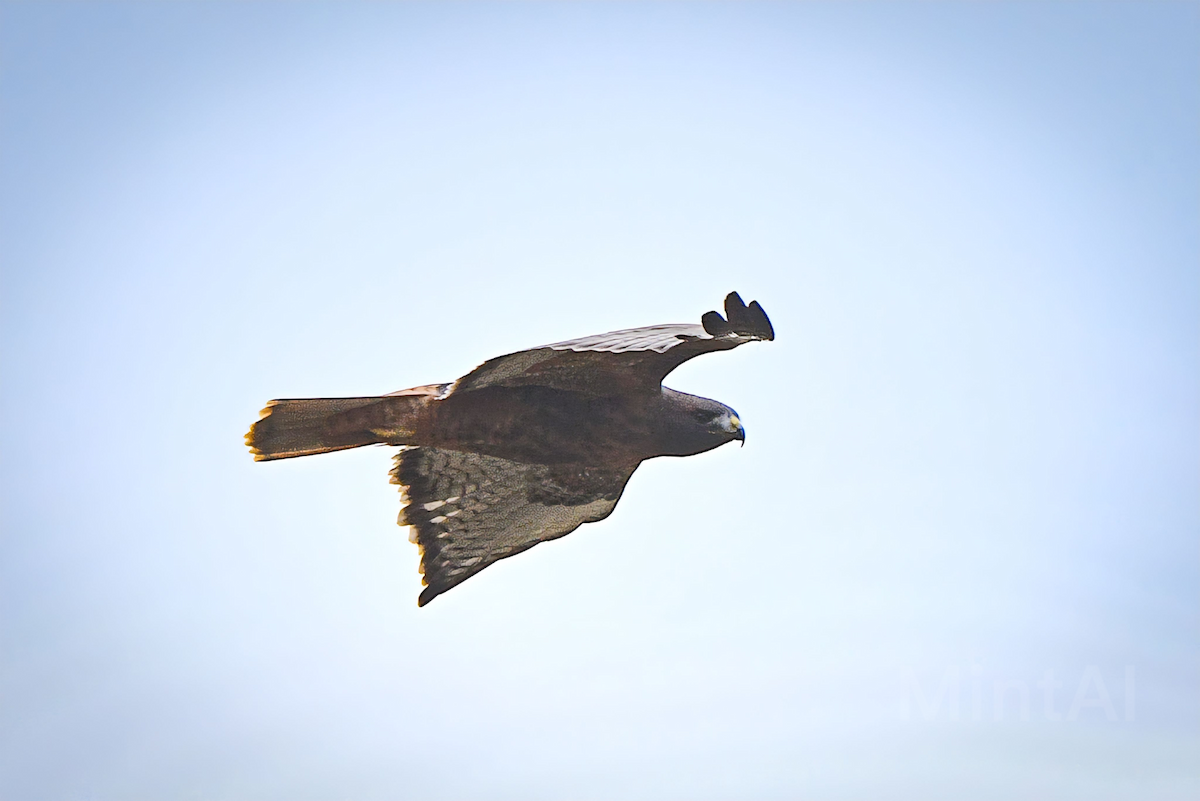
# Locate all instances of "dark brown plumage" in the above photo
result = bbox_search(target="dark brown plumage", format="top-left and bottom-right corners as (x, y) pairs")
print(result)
(247, 291), (774, 605)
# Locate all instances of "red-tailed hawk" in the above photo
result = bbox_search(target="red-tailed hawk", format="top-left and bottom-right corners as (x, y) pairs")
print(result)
(247, 292), (775, 605)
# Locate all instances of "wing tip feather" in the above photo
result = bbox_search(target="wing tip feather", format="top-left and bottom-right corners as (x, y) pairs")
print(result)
(747, 299), (775, 340)
(710, 291), (775, 341)
(701, 310), (733, 337)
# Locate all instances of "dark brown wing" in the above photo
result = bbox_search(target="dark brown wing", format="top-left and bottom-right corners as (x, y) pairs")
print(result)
(391, 446), (637, 606)
(450, 292), (774, 397)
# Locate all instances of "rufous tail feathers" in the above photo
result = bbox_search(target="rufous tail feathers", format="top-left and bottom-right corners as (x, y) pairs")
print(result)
(246, 386), (443, 461)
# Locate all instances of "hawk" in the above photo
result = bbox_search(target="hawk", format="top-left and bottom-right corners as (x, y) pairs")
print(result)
(246, 291), (775, 606)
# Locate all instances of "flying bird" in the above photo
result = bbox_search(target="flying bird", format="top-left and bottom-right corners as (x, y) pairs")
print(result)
(246, 291), (774, 606)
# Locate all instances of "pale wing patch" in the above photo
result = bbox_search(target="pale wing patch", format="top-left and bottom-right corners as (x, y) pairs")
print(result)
(390, 447), (635, 606)
(544, 323), (710, 354)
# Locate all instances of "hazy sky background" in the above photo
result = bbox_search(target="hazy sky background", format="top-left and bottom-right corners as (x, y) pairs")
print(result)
(2, 2), (1197, 798)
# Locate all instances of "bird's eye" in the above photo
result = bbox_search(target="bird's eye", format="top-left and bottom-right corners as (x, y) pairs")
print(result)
(693, 409), (716, 423)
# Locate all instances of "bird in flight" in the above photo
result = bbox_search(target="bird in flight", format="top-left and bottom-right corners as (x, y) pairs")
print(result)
(247, 291), (775, 606)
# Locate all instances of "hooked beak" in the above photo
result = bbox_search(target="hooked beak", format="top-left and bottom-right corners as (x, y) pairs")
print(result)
(731, 415), (745, 447)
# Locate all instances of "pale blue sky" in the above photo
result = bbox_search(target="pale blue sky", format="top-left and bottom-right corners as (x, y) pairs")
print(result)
(1, 2), (1197, 799)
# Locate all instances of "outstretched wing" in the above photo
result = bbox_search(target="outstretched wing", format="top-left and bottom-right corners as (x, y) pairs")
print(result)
(391, 447), (637, 606)
(451, 291), (774, 396)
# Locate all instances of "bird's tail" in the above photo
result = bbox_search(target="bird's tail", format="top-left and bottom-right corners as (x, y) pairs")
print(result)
(246, 386), (441, 461)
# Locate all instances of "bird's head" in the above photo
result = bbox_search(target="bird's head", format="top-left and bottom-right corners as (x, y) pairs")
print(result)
(724, 407), (747, 446)
(659, 389), (746, 455)
(700, 404), (745, 447)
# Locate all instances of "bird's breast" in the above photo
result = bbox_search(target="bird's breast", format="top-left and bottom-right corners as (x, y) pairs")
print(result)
(424, 386), (658, 466)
